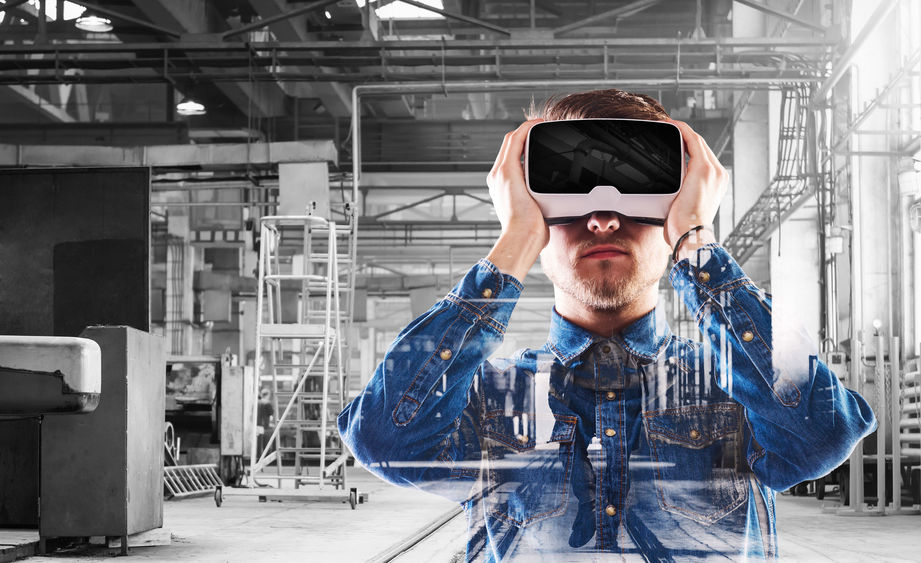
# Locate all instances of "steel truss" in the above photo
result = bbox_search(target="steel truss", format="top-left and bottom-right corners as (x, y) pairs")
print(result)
(0, 38), (835, 85)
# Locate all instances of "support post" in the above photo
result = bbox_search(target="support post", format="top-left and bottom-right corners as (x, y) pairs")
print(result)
(876, 331), (886, 512)
(889, 336), (901, 511)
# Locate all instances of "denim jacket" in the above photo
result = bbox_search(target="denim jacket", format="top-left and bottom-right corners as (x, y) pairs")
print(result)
(338, 244), (876, 561)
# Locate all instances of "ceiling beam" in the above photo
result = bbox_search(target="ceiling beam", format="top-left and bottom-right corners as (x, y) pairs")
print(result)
(222, 0), (340, 39)
(553, 0), (661, 36)
(732, 0), (825, 34)
(398, 0), (512, 35)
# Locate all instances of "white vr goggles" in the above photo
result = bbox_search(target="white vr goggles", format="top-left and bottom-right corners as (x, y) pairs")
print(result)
(524, 118), (686, 225)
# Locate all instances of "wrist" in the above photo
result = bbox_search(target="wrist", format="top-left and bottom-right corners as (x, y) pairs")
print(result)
(673, 226), (716, 263)
(487, 227), (547, 281)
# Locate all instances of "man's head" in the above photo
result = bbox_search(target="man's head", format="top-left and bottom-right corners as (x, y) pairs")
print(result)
(529, 89), (673, 314)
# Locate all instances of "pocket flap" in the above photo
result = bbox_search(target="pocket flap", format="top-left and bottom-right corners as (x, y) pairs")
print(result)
(548, 415), (577, 443)
(644, 403), (740, 448)
(485, 413), (577, 451)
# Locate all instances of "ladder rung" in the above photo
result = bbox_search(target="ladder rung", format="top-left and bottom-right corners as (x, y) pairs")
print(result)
(260, 324), (337, 338)
(275, 362), (336, 375)
(276, 447), (343, 453)
(265, 274), (330, 282)
(272, 395), (343, 403)
(249, 473), (343, 481)
(276, 421), (329, 429)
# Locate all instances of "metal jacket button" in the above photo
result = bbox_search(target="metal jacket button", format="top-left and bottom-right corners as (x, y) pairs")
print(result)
(741, 331), (754, 342)
(481, 288), (493, 299)
(604, 428), (616, 437)
(440, 349), (452, 360)
(606, 391), (616, 400)
(689, 429), (701, 440)
(697, 271), (711, 283)
(605, 505), (617, 516)
(602, 345), (611, 354)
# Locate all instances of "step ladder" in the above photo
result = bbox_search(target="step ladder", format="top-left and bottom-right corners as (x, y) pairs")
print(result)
(227, 205), (359, 505)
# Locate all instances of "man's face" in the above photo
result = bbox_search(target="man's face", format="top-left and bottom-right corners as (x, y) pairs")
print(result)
(540, 212), (671, 312)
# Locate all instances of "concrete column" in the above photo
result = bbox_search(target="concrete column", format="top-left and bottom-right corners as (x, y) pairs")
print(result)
(730, 3), (771, 284)
(848, 1), (899, 353)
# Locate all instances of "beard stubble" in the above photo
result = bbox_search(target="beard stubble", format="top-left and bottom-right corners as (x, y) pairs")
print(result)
(543, 242), (662, 312)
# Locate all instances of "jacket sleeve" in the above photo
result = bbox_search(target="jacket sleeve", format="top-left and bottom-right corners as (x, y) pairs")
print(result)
(337, 259), (522, 502)
(669, 244), (877, 491)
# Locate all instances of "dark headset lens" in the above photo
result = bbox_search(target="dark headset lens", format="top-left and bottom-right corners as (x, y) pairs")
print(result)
(528, 120), (682, 195)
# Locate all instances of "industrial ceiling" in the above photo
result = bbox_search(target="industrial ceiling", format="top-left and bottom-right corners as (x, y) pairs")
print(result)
(0, 0), (839, 303)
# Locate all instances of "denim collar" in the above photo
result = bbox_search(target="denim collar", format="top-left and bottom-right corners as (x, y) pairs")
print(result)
(546, 306), (673, 366)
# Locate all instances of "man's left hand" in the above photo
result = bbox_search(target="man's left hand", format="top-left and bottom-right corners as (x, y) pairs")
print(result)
(663, 120), (728, 255)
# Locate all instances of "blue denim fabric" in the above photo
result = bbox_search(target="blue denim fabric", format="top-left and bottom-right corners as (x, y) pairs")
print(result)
(338, 245), (876, 561)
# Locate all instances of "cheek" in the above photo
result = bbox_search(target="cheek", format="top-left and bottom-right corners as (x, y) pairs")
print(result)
(638, 230), (671, 266)
(543, 229), (567, 261)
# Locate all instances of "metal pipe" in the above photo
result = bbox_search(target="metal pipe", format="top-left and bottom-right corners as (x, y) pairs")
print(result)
(396, 0), (512, 35)
(811, 0), (900, 106)
(848, 72), (865, 510)
(916, 229), (921, 359)
(221, 0), (341, 40)
(0, 37), (837, 52)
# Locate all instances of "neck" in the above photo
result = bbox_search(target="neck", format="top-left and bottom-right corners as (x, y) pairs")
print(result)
(553, 285), (658, 338)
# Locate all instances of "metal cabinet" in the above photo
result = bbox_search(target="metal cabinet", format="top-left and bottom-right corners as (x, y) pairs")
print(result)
(40, 326), (165, 545)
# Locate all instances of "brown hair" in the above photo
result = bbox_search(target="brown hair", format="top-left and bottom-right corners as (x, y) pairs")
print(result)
(527, 88), (670, 121)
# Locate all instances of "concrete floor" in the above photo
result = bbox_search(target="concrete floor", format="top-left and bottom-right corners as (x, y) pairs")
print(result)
(10, 467), (921, 562)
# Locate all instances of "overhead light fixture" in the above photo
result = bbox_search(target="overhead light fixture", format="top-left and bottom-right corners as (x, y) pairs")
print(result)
(324, 10), (332, 19)
(176, 96), (206, 116)
(75, 14), (113, 32)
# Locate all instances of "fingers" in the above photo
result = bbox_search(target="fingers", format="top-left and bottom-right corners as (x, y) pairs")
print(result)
(667, 119), (728, 188)
(488, 119), (543, 186)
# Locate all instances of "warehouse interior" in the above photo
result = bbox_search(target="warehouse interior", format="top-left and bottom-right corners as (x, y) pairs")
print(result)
(0, 0), (920, 560)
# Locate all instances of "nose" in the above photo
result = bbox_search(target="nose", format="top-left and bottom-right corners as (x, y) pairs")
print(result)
(586, 211), (622, 233)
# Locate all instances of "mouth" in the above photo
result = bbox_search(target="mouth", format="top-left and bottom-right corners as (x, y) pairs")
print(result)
(580, 244), (629, 260)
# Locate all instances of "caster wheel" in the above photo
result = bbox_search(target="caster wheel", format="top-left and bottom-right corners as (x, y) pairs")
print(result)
(349, 488), (357, 510)
(214, 486), (223, 507)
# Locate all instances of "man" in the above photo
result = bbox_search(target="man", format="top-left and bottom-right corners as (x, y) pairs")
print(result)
(338, 89), (875, 561)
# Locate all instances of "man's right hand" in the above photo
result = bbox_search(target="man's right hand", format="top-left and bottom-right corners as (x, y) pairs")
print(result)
(485, 119), (550, 281)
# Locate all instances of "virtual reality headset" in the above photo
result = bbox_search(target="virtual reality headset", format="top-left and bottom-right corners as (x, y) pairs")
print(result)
(525, 118), (685, 226)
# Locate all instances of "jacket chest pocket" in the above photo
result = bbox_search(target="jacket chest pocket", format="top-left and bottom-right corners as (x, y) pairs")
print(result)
(484, 413), (577, 527)
(643, 402), (747, 525)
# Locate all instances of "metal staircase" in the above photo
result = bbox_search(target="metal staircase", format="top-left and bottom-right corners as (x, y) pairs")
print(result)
(722, 85), (814, 264)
